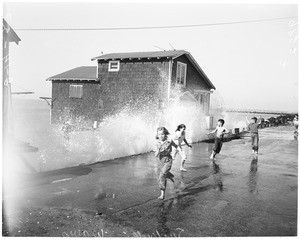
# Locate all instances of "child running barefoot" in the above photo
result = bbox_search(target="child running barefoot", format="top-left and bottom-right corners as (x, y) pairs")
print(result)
(173, 124), (192, 172)
(154, 127), (181, 200)
(246, 116), (262, 154)
(206, 119), (230, 160)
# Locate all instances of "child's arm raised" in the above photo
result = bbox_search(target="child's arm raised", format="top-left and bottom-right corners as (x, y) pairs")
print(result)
(258, 116), (262, 125)
(245, 115), (250, 124)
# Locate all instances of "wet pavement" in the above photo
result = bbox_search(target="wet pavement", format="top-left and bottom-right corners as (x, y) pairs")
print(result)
(2, 126), (297, 236)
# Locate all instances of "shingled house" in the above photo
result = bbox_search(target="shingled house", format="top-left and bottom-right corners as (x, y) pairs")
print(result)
(47, 50), (216, 125)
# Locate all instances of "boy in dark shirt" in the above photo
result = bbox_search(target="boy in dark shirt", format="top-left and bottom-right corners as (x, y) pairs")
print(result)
(206, 119), (230, 160)
(246, 116), (262, 154)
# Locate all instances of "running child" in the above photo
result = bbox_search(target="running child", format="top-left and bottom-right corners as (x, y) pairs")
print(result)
(61, 120), (73, 146)
(245, 116), (262, 154)
(206, 119), (230, 160)
(173, 124), (192, 172)
(154, 127), (182, 200)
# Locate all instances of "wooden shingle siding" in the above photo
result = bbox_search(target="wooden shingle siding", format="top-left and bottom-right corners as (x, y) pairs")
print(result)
(97, 61), (169, 116)
(51, 81), (102, 125)
(172, 55), (211, 91)
(51, 61), (170, 125)
(50, 51), (214, 124)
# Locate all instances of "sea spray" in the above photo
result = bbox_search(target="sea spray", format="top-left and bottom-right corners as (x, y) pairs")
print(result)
(163, 100), (208, 142)
(210, 92), (249, 130)
(69, 98), (208, 163)
(34, 98), (211, 169)
(12, 95), (224, 171)
(88, 108), (159, 161)
(222, 111), (248, 131)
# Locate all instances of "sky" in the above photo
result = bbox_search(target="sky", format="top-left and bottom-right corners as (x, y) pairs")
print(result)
(3, 2), (298, 112)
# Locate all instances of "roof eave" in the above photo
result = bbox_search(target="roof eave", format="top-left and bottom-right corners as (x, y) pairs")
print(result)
(47, 78), (99, 82)
(91, 56), (174, 61)
(9, 31), (21, 45)
(3, 19), (21, 44)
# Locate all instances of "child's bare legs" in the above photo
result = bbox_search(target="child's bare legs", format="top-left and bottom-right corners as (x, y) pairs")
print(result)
(158, 161), (172, 199)
(210, 151), (216, 160)
(180, 158), (187, 172)
(158, 190), (165, 200)
(179, 150), (187, 172)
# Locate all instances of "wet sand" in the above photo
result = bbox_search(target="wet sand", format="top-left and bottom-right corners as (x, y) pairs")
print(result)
(2, 126), (297, 236)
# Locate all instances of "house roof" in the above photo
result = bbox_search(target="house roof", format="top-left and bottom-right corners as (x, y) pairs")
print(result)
(3, 19), (21, 44)
(91, 50), (187, 61)
(46, 66), (98, 81)
(91, 50), (216, 90)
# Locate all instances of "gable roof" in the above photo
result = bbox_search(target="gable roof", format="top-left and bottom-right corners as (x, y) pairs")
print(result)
(3, 19), (21, 44)
(46, 66), (98, 81)
(91, 50), (216, 90)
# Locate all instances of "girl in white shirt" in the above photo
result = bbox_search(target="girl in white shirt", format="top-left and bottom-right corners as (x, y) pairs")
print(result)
(173, 124), (192, 172)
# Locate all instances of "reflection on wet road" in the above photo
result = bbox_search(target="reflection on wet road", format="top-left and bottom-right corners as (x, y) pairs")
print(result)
(248, 156), (258, 193)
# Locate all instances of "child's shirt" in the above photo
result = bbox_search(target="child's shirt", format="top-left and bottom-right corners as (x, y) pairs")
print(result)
(248, 123), (259, 134)
(155, 139), (177, 162)
(215, 126), (229, 139)
(173, 131), (186, 147)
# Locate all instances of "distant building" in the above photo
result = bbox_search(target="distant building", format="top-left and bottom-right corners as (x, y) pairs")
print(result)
(3, 19), (21, 139)
(47, 50), (216, 125)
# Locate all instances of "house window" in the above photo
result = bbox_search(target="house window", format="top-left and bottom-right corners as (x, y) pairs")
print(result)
(69, 85), (83, 98)
(176, 62), (187, 87)
(108, 61), (120, 72)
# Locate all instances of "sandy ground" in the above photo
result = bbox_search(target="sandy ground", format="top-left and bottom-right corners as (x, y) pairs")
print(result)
(2, 126), (297, 237)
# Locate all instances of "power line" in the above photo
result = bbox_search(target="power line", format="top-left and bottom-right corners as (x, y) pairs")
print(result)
(14, 16), (297, 31)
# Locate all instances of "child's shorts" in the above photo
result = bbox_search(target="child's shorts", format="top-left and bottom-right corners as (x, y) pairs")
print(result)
(213, 138), (223, 154)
